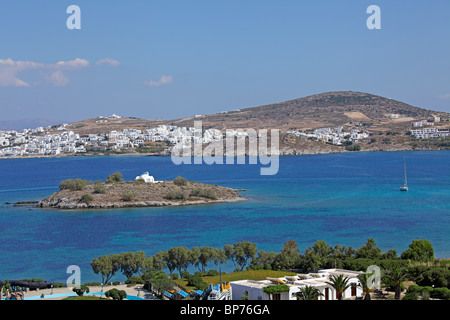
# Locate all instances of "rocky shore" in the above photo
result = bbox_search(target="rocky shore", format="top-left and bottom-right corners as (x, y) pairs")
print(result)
(38, 180), (246, 210)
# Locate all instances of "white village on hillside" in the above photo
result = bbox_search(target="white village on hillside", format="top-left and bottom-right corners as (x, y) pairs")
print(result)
(0, 114), (448, 157)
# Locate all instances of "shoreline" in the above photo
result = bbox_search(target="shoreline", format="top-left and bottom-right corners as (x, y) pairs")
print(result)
(1, 147), (449, 161)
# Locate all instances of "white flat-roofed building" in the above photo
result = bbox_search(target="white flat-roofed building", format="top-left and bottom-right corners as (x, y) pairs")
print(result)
(230, 269), (363, 301)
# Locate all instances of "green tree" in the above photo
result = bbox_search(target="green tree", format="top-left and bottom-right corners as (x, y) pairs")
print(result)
(326, 275), (351, 300)
(167, 247), (193, 277)
(357, 272), (375, 300)
(80, 193), (94, 204)
(73, 284), (90, 297)
(93, 181), (106, 194)
(356, 239), (382, 260)
(105, 172), (123, 184)
(225, 242), (257, 271)
(401, 239), (434, 262)
(119, 251), (147, 279)
(90, 254), (121, 285)
(278, 240), (301, 270)
(59, 178), (88, 191)
(383, 266), (408, 300)
(197, 247), (217, 272)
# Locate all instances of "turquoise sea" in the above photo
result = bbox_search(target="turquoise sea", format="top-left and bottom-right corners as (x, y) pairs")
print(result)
(0, 151), (449, 283)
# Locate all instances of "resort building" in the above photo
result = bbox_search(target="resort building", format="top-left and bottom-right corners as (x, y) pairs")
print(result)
(230, 269), (363, 301)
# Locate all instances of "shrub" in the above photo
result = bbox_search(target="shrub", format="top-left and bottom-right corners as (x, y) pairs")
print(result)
(121, 191), (134, 202)
(164, 190), (186, 200)
(174, 176), (188, 186)
(105, 172), (123, 184)
(189, 188), (218, 200)
(105, 288), (127, 300)
(186, 274), (207, 290)
(402, 292), (419, 300)
(345, 144), (361, 152)
(59, 179), (88, 191)
(93, 181), (106, 194)
(170, 273), (179, 280)
(73, 284), (90, 296)
(80, 193), (94, 204)
(431, 287), (450, 300)
(207, 270), (220, 276)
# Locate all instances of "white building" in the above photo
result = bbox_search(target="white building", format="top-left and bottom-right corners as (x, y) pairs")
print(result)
(135, 172), (161, 183)
(230, 269), (363, 301)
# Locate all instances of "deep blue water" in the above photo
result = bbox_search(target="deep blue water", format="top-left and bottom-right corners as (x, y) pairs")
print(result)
(0, 151), (449, 283)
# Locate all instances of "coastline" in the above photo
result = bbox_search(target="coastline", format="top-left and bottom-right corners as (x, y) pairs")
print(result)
(1, 146), (447, 161)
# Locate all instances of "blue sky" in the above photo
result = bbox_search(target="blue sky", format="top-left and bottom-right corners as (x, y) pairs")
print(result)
(1, 0), (449, 122)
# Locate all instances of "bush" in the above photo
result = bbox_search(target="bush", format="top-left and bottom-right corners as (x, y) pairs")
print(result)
(80, 193), (94, 204)
(59, 179), (88, 191)
(170, 273), (179, 280)
(105, 288), (127, 300)
(106, 172), (123, 184)
(345, 144), (361, 152)
(164, 190), (186, 200)
(189, 188), (218, 200)
(174, 176), (188, 186)
(73, 284), (90, 296)
(93, 181), (106, 194)
(431, 287), (450, 300)
(207, 270), (220, 277)
(186, 274), (207, 290)
(121, 191), (134, 202)
(402, 292), (419, 300)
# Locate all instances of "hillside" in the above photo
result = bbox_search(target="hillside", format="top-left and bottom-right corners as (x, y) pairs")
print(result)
(162, 91), (444, 131)
(66, 91), (446, 135)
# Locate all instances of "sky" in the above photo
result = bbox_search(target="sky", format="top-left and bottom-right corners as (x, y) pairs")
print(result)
(1, 0), (450, 123)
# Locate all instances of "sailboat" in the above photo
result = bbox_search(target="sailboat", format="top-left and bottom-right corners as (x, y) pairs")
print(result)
(400, 159), (408, 191)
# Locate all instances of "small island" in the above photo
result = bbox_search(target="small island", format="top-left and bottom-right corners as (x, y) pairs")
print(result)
(38, 173), (246, 210)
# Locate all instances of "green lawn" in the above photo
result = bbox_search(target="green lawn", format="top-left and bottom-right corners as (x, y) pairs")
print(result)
(174, 269), (297, 291)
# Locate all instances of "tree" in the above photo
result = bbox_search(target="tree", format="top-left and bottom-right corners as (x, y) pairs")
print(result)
(278, 240), (301, 270)
(225, 242), (257, 271)
(59, 178), (88, 191)
(401, 239), (434, 262)
(93, 181), (106, 194)
(80, 193), (94, 204)
(173, 176), (187, 186)
(212, 248), (227, 270)
(356, 239), (382, 260)
(167, 247), (192, 277)
(326, 275), (351, 300)
(105, 172), (123, 184)
(293, 285), (324, 300)
(119, 251), (147, 279)
(197, 247), (217, 272)
(73, 284), (90, 297)
(383, 266), (408, 300)
(90, 254), (121, 285)
(357, 273), (375, 300)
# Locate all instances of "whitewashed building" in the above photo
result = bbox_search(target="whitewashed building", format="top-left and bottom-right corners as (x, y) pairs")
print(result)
(230, 269), (363, 301)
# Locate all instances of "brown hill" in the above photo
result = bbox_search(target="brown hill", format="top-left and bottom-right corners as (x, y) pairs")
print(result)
(164, 91), (440, 131)
(66, 91), (445, 136)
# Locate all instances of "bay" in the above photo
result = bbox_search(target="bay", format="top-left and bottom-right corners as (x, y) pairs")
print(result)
(0, 151), (448, 283)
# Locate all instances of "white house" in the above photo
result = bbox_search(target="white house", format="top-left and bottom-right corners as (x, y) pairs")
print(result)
(230, 269), (363, 301)
(135, 172), (161, 183)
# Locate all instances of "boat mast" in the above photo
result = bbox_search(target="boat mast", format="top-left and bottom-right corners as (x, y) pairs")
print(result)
(403, 158), (408, 187)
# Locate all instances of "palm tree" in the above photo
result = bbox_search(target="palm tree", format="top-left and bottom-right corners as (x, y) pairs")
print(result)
(383, 266), (407, 300)
(326, 274), (351, 300)
(293, 285), (324, 300)
(357, 273), (374, 300)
